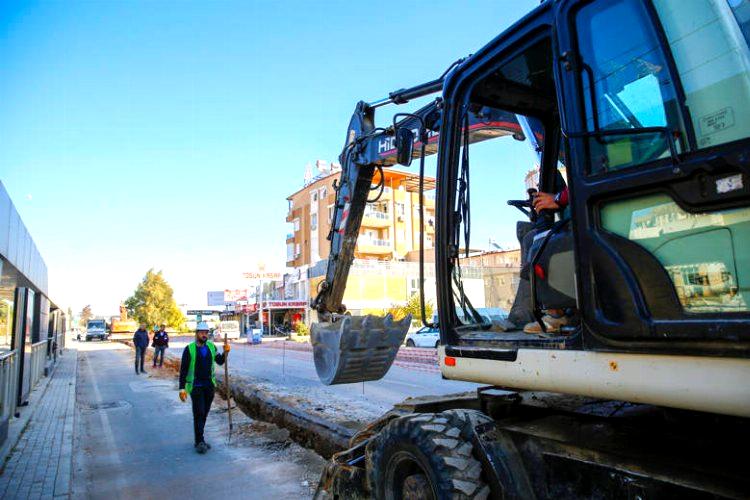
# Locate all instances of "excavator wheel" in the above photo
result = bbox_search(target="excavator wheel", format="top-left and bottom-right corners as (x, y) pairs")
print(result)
(365, 412), (490, 500)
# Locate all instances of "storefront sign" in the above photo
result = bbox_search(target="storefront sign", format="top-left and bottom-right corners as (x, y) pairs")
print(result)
(262, 300), (307, 309)
(243, 271), (283, 280)
(235, 304), (258, 314)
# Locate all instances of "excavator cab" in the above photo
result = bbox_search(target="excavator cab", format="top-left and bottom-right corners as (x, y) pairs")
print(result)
(435, 0), (750, 414)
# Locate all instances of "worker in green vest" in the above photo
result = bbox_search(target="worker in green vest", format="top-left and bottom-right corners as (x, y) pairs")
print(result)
(178, 321), (230, 454)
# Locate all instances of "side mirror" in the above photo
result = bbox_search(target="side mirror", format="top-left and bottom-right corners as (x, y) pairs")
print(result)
(395, 127), (415, 166)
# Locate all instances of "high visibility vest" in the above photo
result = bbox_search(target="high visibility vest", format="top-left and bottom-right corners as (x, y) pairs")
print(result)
(185, 341), (217, 394)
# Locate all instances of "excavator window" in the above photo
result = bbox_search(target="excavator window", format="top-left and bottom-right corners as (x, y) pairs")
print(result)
(576, 0), (685, 173)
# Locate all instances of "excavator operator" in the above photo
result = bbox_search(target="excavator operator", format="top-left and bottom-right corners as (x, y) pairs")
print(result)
(505, 181), (575, 335)
(522, 186), (572, 334)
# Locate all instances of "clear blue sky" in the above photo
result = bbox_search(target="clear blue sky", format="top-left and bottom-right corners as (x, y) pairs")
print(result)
(0, 0), (539, 316)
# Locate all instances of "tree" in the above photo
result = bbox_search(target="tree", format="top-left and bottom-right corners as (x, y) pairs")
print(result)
(124, 269), (186, 329)
(79, 305), (93, 327)
(388, 293), (434, 326)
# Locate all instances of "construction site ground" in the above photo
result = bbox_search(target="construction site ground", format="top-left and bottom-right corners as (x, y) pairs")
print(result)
(73, 341), (326, 499)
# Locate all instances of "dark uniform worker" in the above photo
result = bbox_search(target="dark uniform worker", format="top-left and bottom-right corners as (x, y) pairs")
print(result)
(178, 321), (230, 454)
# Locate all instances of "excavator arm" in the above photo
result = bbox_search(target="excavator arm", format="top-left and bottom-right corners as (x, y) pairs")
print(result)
(310, 69), (523, 385)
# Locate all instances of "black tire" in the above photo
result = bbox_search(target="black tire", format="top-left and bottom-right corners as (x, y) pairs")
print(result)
(366, 412), (490, 499)
(434, 340), (440, 348)
(406, 339), (416, 348)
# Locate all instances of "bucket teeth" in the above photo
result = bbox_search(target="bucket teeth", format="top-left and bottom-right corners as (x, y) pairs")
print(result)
(311, 314), (411, 385)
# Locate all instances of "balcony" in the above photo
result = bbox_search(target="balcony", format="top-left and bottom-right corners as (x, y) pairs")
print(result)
(356, 237), (393, 255)
(286, 233), (295, 242)
(286, 212), (295, 222)
(361, 209), (391, 228)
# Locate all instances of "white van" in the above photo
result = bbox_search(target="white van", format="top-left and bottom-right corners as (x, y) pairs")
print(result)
(217, 320), (241, 340)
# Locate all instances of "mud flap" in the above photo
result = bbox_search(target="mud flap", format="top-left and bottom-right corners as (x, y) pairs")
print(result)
(311, 314), (411, 385)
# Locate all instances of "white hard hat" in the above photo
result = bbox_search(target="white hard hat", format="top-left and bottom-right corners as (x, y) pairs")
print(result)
(196, 322), (210, 331)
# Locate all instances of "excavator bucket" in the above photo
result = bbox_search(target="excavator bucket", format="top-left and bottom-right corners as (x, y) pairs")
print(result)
(311, 314), (411, 385)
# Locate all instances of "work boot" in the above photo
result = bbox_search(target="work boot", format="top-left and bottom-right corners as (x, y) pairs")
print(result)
(523, 315), (569, 334)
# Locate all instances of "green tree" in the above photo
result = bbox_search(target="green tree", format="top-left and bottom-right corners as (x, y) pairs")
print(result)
(125, 269), (186, 329)
(388, 293), (434, 326)
(79, 305), (93, 327)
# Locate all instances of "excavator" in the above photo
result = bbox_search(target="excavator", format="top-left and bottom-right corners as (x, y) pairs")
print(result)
(311, 0), (750, 497)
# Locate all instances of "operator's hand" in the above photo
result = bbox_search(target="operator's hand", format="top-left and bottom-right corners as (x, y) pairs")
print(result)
(179, 389), (187, 402)
(223, 343), (231, 354)
(532, 191), (560, 212)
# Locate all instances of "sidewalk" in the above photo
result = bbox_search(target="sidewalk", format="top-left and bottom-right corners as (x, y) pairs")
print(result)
(0, 349), (77, 499)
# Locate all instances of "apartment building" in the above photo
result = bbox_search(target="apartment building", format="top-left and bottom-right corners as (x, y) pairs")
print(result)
(286, 167), (436, 268)
(283, 164), (437, 323)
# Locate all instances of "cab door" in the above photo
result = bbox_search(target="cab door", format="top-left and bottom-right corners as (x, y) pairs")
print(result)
(555, 0), (750, 353)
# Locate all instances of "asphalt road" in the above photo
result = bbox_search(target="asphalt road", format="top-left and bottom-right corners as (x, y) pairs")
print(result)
(72, 342), (324, 499)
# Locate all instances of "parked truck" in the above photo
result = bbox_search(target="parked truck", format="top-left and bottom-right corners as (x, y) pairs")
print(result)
(85, 318), (107, 342)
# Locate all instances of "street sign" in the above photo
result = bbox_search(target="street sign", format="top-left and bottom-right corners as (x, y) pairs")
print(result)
(187, 310), (219, 316)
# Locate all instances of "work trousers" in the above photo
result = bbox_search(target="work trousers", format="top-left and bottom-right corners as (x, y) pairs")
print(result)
(190, 385), (215, 446)
(134, 346), (147, 373)
(153, 345), (166, 366)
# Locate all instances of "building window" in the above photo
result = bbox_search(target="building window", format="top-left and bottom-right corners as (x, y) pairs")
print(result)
(311, 213), (318, 230)
(287, 243), (295, 262)
(295, 243), (301, 257)
(294, 218), (300, 232)
(320, 187), (327, 199)
(408, 277), (420, 297)
(328, 204), (335, 223)
(312, 192), (318, 203)
(396, 203), (405, 216)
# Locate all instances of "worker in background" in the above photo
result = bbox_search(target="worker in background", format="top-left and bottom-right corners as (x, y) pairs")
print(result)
(152, 323), (169, 368)
(132, 323), (150, 375)
(178, 321), (230, 454)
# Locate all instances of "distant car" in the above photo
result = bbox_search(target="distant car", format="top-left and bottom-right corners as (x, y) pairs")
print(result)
(404, 326), (440, 348)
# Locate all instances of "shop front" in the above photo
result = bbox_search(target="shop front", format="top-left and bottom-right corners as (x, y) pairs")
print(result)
(259, 300), (306, 335)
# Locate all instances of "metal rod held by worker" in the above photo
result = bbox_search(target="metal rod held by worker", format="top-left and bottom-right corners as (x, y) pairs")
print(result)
(224, 334), (233, 443)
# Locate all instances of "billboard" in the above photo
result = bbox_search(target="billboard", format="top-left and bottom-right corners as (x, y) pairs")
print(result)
(207, 291), (225, 306)
(224, 289), (248, 302)
(207, 289), (249, 306)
